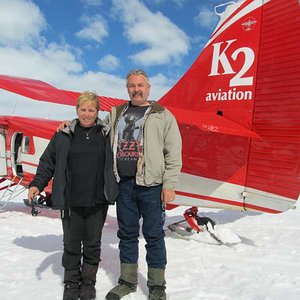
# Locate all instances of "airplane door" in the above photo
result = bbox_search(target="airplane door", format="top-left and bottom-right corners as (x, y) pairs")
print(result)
(0, 134), (7, 176)
(11, 132), (23, 177)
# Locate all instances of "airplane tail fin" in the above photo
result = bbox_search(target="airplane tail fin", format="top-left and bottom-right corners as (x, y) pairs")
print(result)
(159, 0), (300, 210)
(244, 0), (300, 205)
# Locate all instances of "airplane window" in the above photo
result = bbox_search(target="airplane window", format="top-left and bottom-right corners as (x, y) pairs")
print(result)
(22, 136), (30, 154)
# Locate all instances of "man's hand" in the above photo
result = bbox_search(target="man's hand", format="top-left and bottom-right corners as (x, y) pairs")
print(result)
(28, 186), (40, 203)
(161, 188), (176, 204)
(56, 120), (71, 132)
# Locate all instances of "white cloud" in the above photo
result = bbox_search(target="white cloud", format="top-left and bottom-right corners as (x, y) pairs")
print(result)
(194, 6), (218, 29)
(112, 0), (190, 66)
(56, 71), (127, 99)
(146, 0), (188, 7)
(171, 0), (187, 6)
(0, 0), (47, 46)
(148, 72), (174, 100)
(97, 55), (120, 71)
(80, 0), (103, 6)
(0, 44), (82, 84)
(76, 14), (108, 43)
(0, 45), (127, 100)
(61, 71), (170, 101)
(0, 0), (174, 120)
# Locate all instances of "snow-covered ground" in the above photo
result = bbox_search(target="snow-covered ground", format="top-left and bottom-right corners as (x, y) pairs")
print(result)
(1, 187), (300, 300)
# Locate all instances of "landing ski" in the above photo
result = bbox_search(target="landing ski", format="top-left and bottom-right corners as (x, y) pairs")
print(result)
(167, 219), (241, 246)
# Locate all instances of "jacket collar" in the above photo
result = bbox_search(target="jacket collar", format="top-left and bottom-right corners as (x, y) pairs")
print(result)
(115, 101), (165, 118)
(62, 118), (109, 135)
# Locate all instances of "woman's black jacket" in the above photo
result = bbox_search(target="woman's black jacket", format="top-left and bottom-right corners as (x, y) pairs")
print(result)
(29, 118), (119, 209)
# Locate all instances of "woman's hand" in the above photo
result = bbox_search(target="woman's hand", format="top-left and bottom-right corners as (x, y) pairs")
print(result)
(27, 186), (40, 203)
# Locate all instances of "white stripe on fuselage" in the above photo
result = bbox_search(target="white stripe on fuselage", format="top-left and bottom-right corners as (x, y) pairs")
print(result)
(174, 172), (297, 212)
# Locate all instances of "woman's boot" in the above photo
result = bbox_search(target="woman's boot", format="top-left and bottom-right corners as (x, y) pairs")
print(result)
(63, 269), (81, 300)
(80, 263), (98, 300)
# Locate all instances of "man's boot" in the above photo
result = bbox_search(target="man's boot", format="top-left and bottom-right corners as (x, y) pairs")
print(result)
(147, 268), (166, 300)
(106, 263), (138, 300)
(63, 269), (81, 300)
(80, 263), (98, 300)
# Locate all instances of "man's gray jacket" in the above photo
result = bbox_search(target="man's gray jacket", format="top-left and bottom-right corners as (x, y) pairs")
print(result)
(107, 102), (182, 190)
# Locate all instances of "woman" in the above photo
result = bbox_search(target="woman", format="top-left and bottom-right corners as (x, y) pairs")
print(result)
(28, 91), (118, 300)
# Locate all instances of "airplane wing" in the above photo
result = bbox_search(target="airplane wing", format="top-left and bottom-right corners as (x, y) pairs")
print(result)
(0, 74), (258, 138)
(0, 74), (126, 112)
(0, 116), (60, 139)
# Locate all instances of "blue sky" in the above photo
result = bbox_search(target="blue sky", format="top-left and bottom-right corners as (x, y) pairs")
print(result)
(0, 0), (224, 118)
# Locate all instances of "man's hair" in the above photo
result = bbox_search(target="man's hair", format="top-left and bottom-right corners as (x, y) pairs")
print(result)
(77, 91), (99, 110)
(126, 69), (150, 86)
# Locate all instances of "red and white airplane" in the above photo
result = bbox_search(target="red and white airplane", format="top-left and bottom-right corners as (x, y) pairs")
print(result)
(0, 0), (299, 237)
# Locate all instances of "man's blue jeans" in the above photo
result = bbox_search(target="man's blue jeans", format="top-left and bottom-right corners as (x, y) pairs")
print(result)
(116, 177), (166, 268)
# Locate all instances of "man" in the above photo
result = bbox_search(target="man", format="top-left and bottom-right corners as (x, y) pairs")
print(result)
(105, 69), (182, 300)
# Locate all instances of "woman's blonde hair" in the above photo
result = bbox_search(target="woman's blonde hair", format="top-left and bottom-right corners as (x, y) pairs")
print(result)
(77, 91), (99, 110)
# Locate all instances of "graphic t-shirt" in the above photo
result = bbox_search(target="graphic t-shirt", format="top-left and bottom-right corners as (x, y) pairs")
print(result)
(117, 104), (149, 177)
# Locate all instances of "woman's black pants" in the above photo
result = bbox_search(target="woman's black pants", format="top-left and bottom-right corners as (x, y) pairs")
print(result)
(61, 204), (108, 270)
